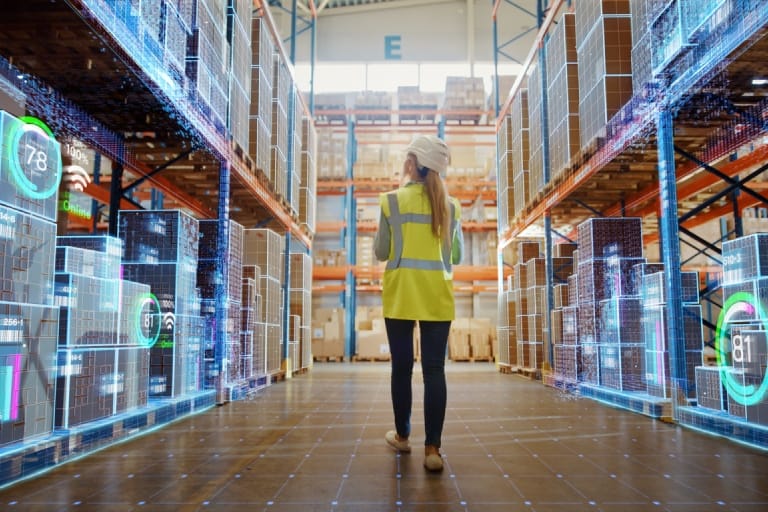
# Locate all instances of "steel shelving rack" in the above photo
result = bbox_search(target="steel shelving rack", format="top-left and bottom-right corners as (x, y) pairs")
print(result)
(0, 0), (318, 484)
(494, 0), (768, 448)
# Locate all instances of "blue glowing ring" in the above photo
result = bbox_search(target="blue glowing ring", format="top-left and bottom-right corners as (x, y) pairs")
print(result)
(135, 293), (161, 348)
(715, 291), (768, 407)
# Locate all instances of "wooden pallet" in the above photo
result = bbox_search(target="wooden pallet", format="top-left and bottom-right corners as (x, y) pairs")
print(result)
(313, 355), (346, 362)
(498, 365), (542, 380)
(255, 168), (271, 191)
(498, 363), (515, 374)
(352, 355), (391, 362)
(231, 140), (255, 174)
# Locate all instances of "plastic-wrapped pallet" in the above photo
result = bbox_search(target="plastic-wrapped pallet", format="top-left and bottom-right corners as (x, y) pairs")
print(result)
(511, 88), (530, 217)
(546, 12), (580, 181)
(497, 115), (512, 230)
(249, 16), (274, 175)
(527, 61), (544, 198)
(575, 0), (632, 151)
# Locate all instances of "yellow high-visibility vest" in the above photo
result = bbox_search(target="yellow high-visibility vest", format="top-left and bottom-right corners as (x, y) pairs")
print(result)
(379, 183), (461, 321)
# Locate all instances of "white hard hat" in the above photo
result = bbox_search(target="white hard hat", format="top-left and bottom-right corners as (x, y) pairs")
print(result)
(405, 135), (449, 175)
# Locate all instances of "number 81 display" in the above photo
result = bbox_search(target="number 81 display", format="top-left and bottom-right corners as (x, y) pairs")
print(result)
(715, 291), (768, 407)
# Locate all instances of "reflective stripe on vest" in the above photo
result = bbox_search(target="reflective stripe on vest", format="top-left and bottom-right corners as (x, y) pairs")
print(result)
(386, 193), (455, 273)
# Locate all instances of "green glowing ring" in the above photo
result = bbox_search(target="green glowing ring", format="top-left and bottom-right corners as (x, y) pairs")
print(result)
(134, 293), (161, 348)
(6, 117), (62, 199)
(714, 291), (768, 406)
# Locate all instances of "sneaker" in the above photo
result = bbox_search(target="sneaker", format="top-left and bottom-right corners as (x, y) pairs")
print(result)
(423, 446), (443, 472)
(385, 430), (411, 453)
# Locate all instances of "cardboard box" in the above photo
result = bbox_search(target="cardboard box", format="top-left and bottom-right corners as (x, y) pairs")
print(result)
(356, 330), (390, 360)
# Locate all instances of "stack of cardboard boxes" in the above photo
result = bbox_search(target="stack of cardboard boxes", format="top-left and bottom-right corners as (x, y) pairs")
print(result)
(311, 308), (345, 360)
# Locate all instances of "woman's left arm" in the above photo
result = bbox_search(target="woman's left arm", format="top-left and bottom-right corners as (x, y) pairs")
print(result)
(451, 221), (463, 265)
(374, 212), (391, 261)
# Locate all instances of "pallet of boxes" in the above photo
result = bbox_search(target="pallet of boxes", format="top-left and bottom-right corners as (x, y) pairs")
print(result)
(312, 308), (345, 361)
(449, 318), (494, 362)
(355, 306), (390, 361)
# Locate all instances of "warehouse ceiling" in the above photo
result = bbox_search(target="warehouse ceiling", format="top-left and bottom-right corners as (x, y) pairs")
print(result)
(0, 1), (765, 256)
(293, 0), (530, 16)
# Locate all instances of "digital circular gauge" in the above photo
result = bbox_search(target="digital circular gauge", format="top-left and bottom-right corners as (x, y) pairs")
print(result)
(135, 293), (162, 348)
(6, 116), (62, 199)
(715, 291), (768, 407)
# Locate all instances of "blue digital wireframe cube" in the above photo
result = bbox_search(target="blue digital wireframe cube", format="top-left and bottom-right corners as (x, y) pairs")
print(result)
(602, 257), (646, 298)
(55, 346), (150, 429)
(55, 272), (120, 346)
(646, 348), (672, 398)
(0, 203), (56, 306)
(722, 233), (768, 284)
(695, 365), (727, 411)
(0, 301), (58, 447)
(119, 209), (202, 398)
(576, 217), (643, 260)
(57, 235), (123, 279)
(119, 210), (199, 264)
(198, 219), (243, 302)
(599, 344), (646, 392)
(55, 246), (115, 280)
(598, 297), (643, 344)
(122, 262), (202, 397)
(630, 262), (664, 297)
(580, 342), (600, 384)
(641, 271), (666, 306)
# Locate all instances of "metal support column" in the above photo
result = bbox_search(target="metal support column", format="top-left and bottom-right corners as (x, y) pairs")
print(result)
(492, 1), (500, 117)
(91, 153), (101, 233)
(151, 188), (164, 210)
(538, 0), (554, 367)
(657, 109), (688, 407)
(345, 122), (357, 359)
(280, 0), (298, 374)
(215, 160), (231, 403)
(309, 7), (316, 115)
(108, 159), (124, 237)
(731, 189), (743, 238)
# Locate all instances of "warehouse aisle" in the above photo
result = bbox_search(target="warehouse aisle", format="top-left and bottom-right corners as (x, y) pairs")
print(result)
(1, 362), (767, 512)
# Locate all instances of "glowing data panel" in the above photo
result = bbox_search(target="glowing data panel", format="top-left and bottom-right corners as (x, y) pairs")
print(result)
(716, 292), (768, 411)
(709, 234), (768, 427)
(0, 302), (58, 447)
(0, 111), (62, 221)
(0, 203), (57, 306)
(118, 210), (201, 397)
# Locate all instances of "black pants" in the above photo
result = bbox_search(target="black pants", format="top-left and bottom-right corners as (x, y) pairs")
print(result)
(385, 318), (451, 448)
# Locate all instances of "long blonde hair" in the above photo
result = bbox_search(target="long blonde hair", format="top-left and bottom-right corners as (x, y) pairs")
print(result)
(422, 167), (452, 248)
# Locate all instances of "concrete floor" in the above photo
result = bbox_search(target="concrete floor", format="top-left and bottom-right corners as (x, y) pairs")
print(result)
(1, 362), (767, 511)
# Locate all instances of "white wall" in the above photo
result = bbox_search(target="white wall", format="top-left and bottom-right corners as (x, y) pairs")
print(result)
(271, 0), (539, 64)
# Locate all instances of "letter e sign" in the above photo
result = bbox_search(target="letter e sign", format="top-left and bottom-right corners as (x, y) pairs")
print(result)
(385, 35), (402, 60)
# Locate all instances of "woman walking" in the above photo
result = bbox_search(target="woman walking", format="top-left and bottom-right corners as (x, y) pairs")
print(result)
(374, 134), (463, 472)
